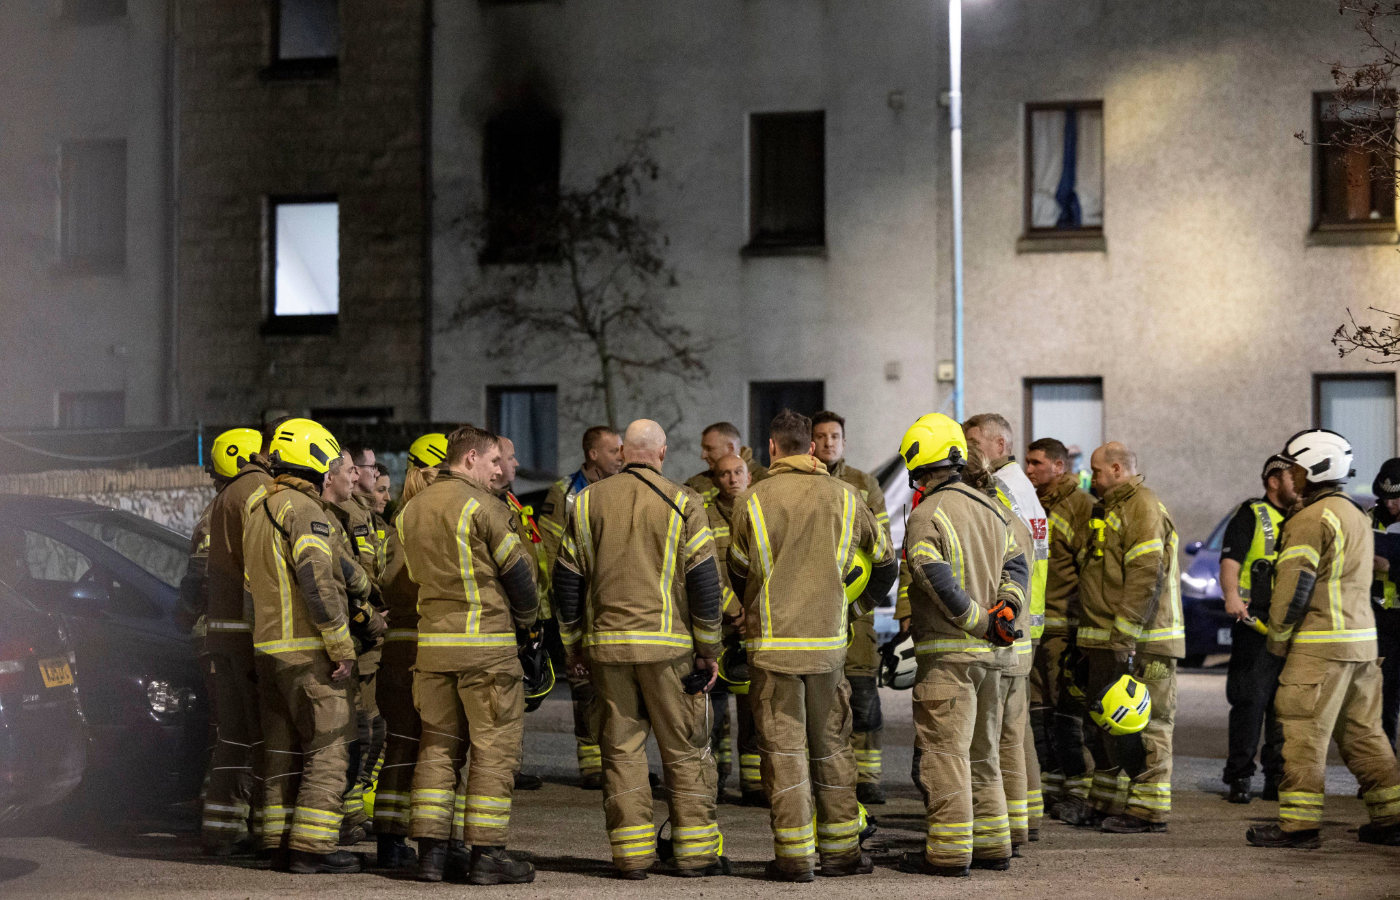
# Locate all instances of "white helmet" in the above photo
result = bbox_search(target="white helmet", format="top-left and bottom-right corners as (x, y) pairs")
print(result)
(879, 633), (917, 690)
(1281, 429), (1354, 484)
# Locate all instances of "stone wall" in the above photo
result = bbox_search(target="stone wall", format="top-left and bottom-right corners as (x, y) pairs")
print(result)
(0, 466), (215, 537)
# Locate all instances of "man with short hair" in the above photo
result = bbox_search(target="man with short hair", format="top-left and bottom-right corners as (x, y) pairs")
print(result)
(538, 425), (624, 788)
(1024, 437), (1096, 820)
(1076, 442), (1183, 834)
(728, 410), (897, 881)
(812, 410), (892, 805)
(687, 422), (769, 503)
(1218, 455), (1297, 804)
(400, 425), (539, 884)
(553, 419), (729, 878)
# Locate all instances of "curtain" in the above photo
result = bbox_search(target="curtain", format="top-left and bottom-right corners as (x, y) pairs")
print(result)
(1031, 107), (1104, 229)
(1031, 109), (1066, 228)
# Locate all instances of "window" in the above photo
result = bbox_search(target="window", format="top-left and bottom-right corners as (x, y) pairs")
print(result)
(269, 199), (339, 331)
(59, 140), (127, 271)
(1315, 374), (1396, 494)
(22, 532), (92, 583)
(59, 512), (189, 590)
(749, 380), (825, 467)
(1024, 102), (1104, 244)
(747, 112), (826, 252)
(1025, 378), (1103, 478)
(1314, 93), (1396, 231)
(482, 108), (561, 263)
(57, 391), (125, 428)
(61, 0), (127, 20)
(275, 0), (339, 63)
(488, 386), (558, 475)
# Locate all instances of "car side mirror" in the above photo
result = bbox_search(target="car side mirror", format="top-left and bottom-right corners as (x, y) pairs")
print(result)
(58, 583), (111, 617)
(1184, 541), (1203, 556)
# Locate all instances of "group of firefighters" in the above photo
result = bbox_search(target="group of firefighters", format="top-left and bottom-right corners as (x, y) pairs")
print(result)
(179, 406), (1400, 883)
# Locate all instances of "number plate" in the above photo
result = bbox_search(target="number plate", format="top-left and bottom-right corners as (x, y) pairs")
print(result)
(1217, 627), (1233, 647)
(38, 657), (74, 688)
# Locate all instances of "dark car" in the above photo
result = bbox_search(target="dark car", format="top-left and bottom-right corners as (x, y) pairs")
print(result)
(0, 496), (206, 806)
(1180, 514), (1233, 667)
(0, 580), (86, 821)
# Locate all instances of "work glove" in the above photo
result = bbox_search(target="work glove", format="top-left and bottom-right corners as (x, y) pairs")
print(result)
(986, 599), (1022, 648)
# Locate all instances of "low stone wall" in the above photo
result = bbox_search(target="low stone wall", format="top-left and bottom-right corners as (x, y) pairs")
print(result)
(0, 466), (216, 537)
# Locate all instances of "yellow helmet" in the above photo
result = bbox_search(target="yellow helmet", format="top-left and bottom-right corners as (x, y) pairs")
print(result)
(717, 638), (750, 695)
(1089, 674), (1152, 736)
(209, 427), (262, 479)
(844, 546), (873, 603)
(899, 413), (968, 473)
(267, 418), (341, 476)
(408, 432), (448, 469)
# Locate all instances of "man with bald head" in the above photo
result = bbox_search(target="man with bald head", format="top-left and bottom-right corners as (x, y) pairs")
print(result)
(552, 419), (730, 878)
(1073, 442), (1183, 835)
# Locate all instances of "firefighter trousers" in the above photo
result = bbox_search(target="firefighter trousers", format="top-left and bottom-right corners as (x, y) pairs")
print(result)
(256, 655), (355, 855)
(1000, 670), (1031, 843)
(372, 640), (420, 836)
(569, 669), (602, 778)
(1083, 650), (1176, 823)
(750, 666), (861, 875)
(1274, 654), (1400, 832)
(710, 688), (762, 797)
(200, 647), (262, 848)
(911, 659), (1009, 867)
(846, 615), (884, 785)
(1030, 632), (1092, 803)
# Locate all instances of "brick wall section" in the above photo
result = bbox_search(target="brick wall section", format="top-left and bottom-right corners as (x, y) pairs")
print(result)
(176, 0), (429, 424)
(0, 466), (216, 536)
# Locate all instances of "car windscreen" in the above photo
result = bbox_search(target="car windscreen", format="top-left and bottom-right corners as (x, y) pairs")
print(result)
(55, 511), (189, 589)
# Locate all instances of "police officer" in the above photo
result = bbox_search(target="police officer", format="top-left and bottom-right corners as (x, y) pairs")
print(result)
(398, 426), (540, 884)
(811, 411), (892, 806)
(1247, 429), (1400, 848)
(1370, 457), (1400, 751)
(552, 419), (728, 879)
(894, 414), (1028, 878)
(538, 425), (624, 789)
(1219, 455), (1296, 803)
(1076, 442), (1182, 835)
(244, 419), (364, 874)
(1024, 437), (1096, 821)
(728, 410), (896, 882)
(686, 421), (769, 503)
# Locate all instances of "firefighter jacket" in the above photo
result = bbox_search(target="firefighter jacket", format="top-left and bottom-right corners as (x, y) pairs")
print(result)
(204, 463), (274, 650)
(726, 455), (896, 676)
(1268, 488), (1377, 661)
(706, 495), (741, 615)
(1039, 473), (1094, 635)
(378, 525), (420, 649)
(396, 470), (539, 672)
(1077, 476), (1184, 659)
(538, 468), (593, 609)
(1371, 507), (1398, 611)
(999, 491), (1036, 676)
(828, 459), (892, 541)
(505, 489), (552, 618)
(993, 458), (1048, 639)
(553, 462), (726, 664)
(177, 502), (212, 633)
(338, 492), (385, 584)
(245, 475), (361, 665)
(685, 447), (770, 503)
(902, 476), (1029, 668)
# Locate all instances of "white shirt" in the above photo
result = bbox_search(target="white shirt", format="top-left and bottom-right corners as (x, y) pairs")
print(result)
(994, 459), (1049, 563)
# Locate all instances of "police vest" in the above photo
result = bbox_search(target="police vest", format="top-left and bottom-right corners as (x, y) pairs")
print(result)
(996, 485), (1047, 640)
(1373, 516), (1398, 610)
(1237, 500), (1284, 605)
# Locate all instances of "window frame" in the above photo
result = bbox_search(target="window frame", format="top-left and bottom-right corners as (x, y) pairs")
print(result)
(744, 110), (827, 257)
(1020, 100), (1105, 252)
(1311, 372), (1398, 427)
(55, 390), (126, 429)
(480, 107), (563, 266)
(1022, 376), (1104, 461)
(1310, 91), (1398, 239)
(264, 194), (340, 336)
(747, 380), (826, 467)
(57, 138), (128, 274)
(486, 384), (559, 475)
(268, 0), (340, 77)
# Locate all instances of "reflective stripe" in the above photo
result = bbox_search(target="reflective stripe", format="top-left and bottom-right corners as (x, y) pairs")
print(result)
(1105, 511), (1122, 531)
(1278, 544), (1320, 567)
(932, 507), (966, 589)
(1124, 539), (1163, 563)
(587, 631), (693, 649)
(658, 490), (686, 633)
(206, 619), (252, 633)
(1048, 511), (1073, 542)
(916, 638), (993, 655)
(384, 629), (418, 643)
(747, 635), (849, 652)
(1293, 628), (1376, 643)
(908, 539), (944, 563)
(1279, 790), (1324, 823)
(1113, 615), (1144, 639)
(1141, 625), (1186, 642)
(1078, 626), (1110, 643)
(685, 527), (714, 557)
(293, 534), (332, 560)
(418, 632), (517, 647)
(456, 499), (484, 633)
(254, 637), (326, 655)
(1321, 509), (1346, 632)
(491, 532), (521, 566)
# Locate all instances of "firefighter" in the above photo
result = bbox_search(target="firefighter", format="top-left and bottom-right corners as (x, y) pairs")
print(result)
(1219, 455), (1296, 803)
(727, 410), (897, 882)
(686, 421), (770, 503)
(187, 426), (271, 855)
(551, 419), (729, 878)
(811, 410), (892, 806)
(244, 418), (364, 874)
(1075, 442), (1182, 834)
(398, 425), (540, 884)
(893, 413), (1028, 878)
(1024, 437), (1096, 821)
(538, 425), (624, 789)
(1371, 457), (1400, 751)
(1247, 429), (1400, 848)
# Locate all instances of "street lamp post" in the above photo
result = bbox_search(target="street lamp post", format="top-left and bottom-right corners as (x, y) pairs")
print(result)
(948, 0), (965, 422)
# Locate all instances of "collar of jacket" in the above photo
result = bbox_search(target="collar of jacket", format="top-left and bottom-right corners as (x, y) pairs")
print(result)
(441, 469), (493, 493)
(992, 455), (1017, 472)
(1104, 475), (1145, 507)
(216, 460), (271, 495)
(1040, 472), (1080, 507)
(1303, 486), (1347, 510)
(826, 458), (848, 478)
(712, 494), (736, 519)
(351, 491), (375, 512)
(568, 468), (591, 494)
(270, 474), (325, 502)
(624, 462), (663, 476)
(769, 455), (829, 477)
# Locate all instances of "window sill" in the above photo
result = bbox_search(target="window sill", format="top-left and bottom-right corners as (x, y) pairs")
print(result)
(262, 315), (338, 337)
(261, 59), (339, 82)
(741, 242), (828, 259)
(1306, 227), (1398, 247)
(1016, 232), (1106, 254)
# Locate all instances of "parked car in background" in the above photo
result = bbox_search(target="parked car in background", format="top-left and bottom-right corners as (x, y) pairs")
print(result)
(1181, 514), (1231, 667)
(0, 579), (86, 821)
(0, 496), (206, 807)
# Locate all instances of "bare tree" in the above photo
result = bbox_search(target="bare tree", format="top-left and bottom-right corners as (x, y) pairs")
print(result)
(451, 131), (709, 431)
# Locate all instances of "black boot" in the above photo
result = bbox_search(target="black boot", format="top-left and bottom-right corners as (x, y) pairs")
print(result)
(674, 856), (732, 877)
(739, 788), (770, 808)
(416, 838), (447, 882)
(1102, 814), (1168, 834)
(267, 848), (291, 872)
(765, 860), (816, 882)
(514, 772), (544, 791)
(897, 851), (968, 877)
(1227, 778), (1253, 804)
(1246, 824), (1320, 849)
(1058, 797), (1103, 827)
(579, 772), (603, 790)
(288, 848), (362, 874)
(1261, 778), (1280, 802)
(468, 846), (536, 885)
(971, 856), (1011, 871)
(444, 839), (472, 882)
(856, 782), (887, 805)
(819, 852), (873, 877)
(375, 834), (417, 870)
(1358, 822), (1400, 846)
(338, 822), (369, 846)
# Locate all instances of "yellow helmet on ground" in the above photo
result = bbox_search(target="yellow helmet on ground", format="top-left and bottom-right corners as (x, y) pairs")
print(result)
(267, 418), (341, 476)
(408, 432), (448, 469)
(717, 638), (750, 695)
(844, 546), (873, 603)
(899, 413), (968, 473)
(209, 427), (262, 479)
(1089, 674), (1152, 735)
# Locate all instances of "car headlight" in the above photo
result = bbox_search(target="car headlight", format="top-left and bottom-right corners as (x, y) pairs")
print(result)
(1181, 573), (1214, 595)
(146, 679), (196, 714)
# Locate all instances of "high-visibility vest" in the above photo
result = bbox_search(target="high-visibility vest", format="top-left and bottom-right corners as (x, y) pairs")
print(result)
(1238, 500), (1284, 602)
(1373, 514), (1399, 610)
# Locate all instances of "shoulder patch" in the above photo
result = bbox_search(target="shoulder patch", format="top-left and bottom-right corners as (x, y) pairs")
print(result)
(540, 502), (554, 516)
(353, 525), (369, 537)
(310, 521), (331, 537)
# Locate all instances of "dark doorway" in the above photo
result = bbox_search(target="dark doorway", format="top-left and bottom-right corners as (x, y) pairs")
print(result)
(749, 380), (825, 466)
